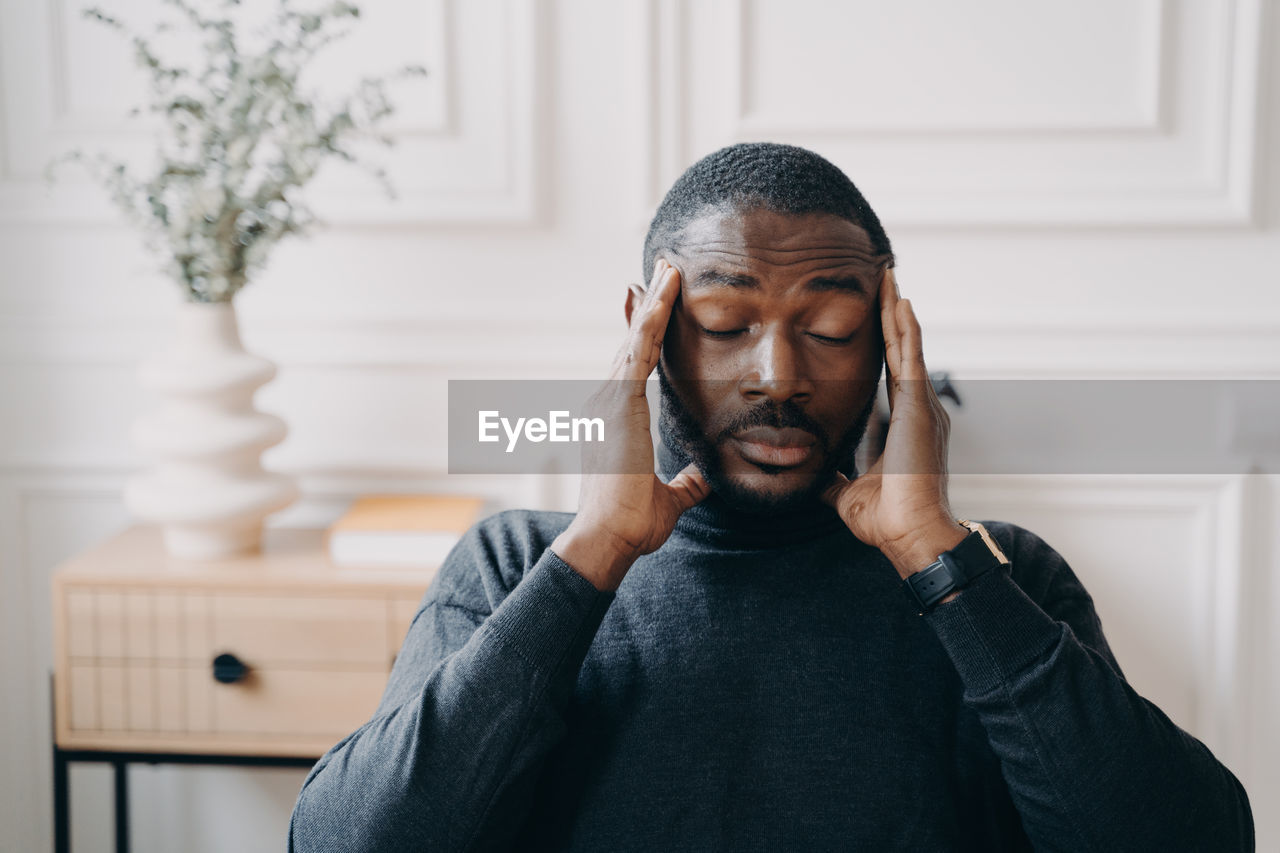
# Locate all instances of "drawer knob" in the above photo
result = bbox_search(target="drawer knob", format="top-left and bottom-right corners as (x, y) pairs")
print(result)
(212, 652), (250, 684)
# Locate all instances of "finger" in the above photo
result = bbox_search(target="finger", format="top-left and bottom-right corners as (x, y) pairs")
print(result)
(621, 264), (681, 383)
(880, 267), (903, 407)
(885, 298), (951, 475)
(637, 257), (671, 313)
(897, 298), (927, 383)
(895, 299), (949, 431)
(820, 471), (852, 507)
(635, 265), (679, 369)
(880, 266), (901, 361)
(665, 463), (711, 512)
(647, 257), (668, 293)
(609, 260), (669, 378)
(899, 298), (951, 428)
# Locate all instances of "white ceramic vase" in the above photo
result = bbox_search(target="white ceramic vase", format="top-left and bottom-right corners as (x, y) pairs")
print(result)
(123, 300), (300, 558)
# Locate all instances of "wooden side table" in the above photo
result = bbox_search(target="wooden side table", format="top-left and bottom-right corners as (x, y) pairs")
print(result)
(49, 525), (438, 853)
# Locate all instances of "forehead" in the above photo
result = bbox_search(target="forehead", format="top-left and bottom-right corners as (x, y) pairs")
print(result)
(674, 207), (886, 271)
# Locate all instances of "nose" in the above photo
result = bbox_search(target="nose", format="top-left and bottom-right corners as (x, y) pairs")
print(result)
(737, 326), (814, 405)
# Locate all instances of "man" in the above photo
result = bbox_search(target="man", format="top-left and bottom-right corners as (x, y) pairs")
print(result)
(289, 143), (1254, 851)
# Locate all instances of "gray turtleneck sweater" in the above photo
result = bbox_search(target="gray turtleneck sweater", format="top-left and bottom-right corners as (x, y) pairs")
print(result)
(289, 446), (1254, 851)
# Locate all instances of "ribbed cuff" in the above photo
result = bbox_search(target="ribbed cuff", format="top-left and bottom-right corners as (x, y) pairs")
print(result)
(921, 565), (1064, 695)
(481, 546), (616, 676)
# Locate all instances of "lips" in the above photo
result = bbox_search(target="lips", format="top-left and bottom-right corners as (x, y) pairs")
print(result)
(731, 426), (817, 468)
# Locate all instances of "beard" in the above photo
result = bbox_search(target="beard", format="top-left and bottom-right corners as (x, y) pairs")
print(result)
(656, 363), (878, 514)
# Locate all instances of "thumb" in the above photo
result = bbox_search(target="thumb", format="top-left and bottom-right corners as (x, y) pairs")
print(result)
(820, 471), (852, 508)
(665, 463), (711, 512)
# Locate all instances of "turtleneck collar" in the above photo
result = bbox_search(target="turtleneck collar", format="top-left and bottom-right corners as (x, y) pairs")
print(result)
(655, 430), (850, 550)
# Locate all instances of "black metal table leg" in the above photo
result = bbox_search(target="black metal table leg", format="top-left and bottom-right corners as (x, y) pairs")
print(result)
(47, 660), (314, 853)
(53, 744), (69, 853)
(51, 671), (70, 850)
(113, 760), (129, 853)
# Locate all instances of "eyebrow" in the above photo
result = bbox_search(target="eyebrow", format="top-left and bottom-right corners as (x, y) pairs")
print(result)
(806, 276), (866, 295)
(690, 268), (866, 294)
(692, 269), (759, 289)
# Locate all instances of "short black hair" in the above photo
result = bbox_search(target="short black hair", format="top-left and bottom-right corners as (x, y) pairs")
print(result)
(642, 142), (893, 282)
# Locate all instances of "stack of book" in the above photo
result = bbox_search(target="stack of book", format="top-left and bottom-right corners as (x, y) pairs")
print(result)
(325, 494), (487, 568)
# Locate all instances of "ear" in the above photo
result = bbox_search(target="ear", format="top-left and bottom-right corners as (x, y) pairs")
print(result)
(624, 282), (644, 328)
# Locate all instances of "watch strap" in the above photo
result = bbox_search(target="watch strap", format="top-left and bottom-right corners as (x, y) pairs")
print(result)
(902, 524), (1007, 614)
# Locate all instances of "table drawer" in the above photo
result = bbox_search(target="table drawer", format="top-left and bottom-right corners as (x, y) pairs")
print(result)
(210, 668), (390, 736)
(66, 661), (388, 731)
(68, 589), (395, 666)
(211, 595), (388, 666)
(56, 584), (422, 755)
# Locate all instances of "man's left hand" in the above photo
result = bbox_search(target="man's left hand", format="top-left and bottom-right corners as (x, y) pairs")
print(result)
(821, 267), (968, 582)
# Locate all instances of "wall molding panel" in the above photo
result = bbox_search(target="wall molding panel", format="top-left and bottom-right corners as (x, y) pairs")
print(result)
(0, 0), (540, 224)
(732, 0), (1169, 135)
(950, 474), (1256, 777)
(636, 0), (1264, 226)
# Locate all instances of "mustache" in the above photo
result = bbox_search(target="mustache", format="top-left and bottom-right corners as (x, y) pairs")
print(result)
(713, 399), (831, 450)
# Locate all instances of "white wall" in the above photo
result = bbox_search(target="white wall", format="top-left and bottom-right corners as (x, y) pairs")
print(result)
(1, 0), (1277, 850)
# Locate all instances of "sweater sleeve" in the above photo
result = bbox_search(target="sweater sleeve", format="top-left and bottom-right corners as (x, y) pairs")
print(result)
(921, 523), (1254, 853)
(289, 515), (614, 853)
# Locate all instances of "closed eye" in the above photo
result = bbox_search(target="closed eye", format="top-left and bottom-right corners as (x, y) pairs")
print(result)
(808, 332), (855, 345)
(699, 326), (747, 339)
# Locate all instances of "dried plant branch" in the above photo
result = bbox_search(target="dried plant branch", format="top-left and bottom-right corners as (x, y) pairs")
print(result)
(45, 0), (427, 303)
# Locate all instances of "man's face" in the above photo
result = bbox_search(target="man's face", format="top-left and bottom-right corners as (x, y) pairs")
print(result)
(652, 206), (890, 512)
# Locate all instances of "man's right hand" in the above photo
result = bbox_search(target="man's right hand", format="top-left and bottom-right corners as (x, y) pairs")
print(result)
(551, 258), (710, 591)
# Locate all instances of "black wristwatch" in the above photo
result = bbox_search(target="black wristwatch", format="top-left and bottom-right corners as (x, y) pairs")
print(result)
(901, 520), (1009, 615)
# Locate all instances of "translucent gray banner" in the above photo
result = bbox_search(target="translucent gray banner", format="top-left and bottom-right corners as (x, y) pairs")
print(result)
(447, 379), (1280, 475)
